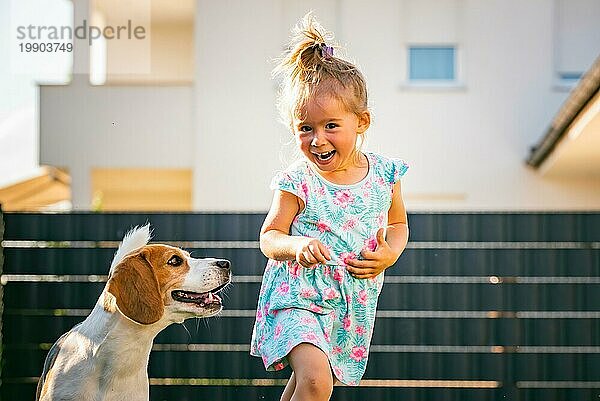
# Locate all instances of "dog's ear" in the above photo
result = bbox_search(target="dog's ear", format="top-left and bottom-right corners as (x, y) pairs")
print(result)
(106, 248), (164, 325)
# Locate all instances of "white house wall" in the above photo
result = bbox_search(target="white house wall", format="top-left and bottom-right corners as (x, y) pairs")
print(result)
(193, 0), (600, 211)
(40, 82), (193, 208)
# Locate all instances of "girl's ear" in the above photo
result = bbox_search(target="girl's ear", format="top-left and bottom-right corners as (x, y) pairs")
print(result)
(357, 111), (371, 134)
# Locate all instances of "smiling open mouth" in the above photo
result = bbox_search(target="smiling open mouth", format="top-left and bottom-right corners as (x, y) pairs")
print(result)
(171, 283), (227, 307)
(313, 150), (336, 161)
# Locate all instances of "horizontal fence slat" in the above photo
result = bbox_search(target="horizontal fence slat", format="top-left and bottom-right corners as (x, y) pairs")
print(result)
(512, 354), (600, 381)
(0, 382), (516, 401)
(2, 247), (267, 275)
(2, 213), (266, 241)
(4, 382), (597, 401)
(3, 212), (600, 242)
(2, 348), (507, 379)
(4, 315), (599, 347)
(515, 388), (599, 401)
(2, 247), (599, 276)
(3, 381), (598, 401)
(3, 281), (599, 311)
(406, 213), (600, 242)
(6, 349), (598, 381)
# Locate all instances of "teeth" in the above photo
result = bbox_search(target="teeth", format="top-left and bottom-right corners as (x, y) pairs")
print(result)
(315, 150), (335, 161)
(172, 289), (223, 306)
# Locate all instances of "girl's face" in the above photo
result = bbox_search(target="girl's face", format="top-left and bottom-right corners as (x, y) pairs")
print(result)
(293, 94), (370, 177)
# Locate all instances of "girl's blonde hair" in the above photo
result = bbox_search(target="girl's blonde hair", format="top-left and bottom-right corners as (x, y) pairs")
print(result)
(273, 13), (369, 130)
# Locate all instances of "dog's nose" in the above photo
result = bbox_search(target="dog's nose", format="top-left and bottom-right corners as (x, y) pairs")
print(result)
(216, 260), (230, 269)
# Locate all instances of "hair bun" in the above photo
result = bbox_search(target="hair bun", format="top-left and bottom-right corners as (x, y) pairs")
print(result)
(273, 12), (369, 130)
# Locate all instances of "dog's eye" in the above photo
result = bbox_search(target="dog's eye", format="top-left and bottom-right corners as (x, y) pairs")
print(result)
(167, 255), (183, 267)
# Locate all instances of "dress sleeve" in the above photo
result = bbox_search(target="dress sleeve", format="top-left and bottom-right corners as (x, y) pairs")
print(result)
(269, 168), (308, 203)
(390, 158), (409, 184)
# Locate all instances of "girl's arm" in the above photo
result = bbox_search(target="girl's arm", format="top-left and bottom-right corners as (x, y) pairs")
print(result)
(260, 190), (331, 267)
(383, 180), (410, 256)
(345, 180), (409, 279)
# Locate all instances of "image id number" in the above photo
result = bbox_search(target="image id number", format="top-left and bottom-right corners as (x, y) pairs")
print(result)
(19, 42), (73, 52)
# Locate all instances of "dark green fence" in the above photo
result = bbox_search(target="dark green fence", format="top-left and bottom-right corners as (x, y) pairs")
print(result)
(0, 210), (598, 401)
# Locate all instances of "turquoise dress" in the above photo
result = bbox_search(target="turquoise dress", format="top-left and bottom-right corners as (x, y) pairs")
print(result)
(250, 152), (408, 385)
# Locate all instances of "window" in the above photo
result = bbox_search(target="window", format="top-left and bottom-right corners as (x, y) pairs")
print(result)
(557, 72), (583, 83)
(408, 46), (456, 81)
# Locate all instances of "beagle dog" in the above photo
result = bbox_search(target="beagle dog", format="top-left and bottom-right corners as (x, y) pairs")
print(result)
(36, 225), (231, 401)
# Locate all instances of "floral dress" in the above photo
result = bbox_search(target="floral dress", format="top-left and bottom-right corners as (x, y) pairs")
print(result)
(250, 152), (408, 386)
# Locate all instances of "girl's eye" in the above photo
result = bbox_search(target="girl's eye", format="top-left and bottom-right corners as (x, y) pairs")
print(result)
(167, 255), (183, 267)
(299, 126), (312, 133)
(325, 123), (338, 129)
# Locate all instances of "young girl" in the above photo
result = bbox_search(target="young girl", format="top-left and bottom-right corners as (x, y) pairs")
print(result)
(250, 14), (409, 401)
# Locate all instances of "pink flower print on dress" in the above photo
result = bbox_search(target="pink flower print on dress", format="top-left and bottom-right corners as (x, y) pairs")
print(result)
(333, 189), (355, 208)
(301, 181), (309, 199)
(301, 331), (319, 342)
(376, 213), (386, 227)
(316, 184), (326, 196)
(331, 346), (343, 355)
(363, 236), (378, 252)
(355, 325), (367, 336)
(274, 362), (285, 371)
(289, 263), (301, 278)
(274, 323), (283, 339)
(309, 303), (324, 314)
(342, 315), (352, 331)
(340, 252), (357, 266)
(300, 315), (318, 325)
(323, 265), (331, 276)
(323, 330), (331, 343)
(323, 287), (340, 301)
(350, 346), (367, 362)
(256, 309), (263, 321)
(276, 282), (290, 295)
(357, 290), (368, 305)
(333, 268), (344, 283)
(341, 216), (358, 231)
(376, 176), (386, 186)
(317, 219), (331, 232)
(300, 287), (317, 298)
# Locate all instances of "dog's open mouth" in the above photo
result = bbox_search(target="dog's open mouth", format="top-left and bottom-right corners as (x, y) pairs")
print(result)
(171, 284), (227, 307)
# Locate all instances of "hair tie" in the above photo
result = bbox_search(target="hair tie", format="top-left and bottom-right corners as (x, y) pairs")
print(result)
(320, 43), (334, 57)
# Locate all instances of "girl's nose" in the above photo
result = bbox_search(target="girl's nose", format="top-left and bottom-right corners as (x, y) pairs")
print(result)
(311, 130), (327, 146)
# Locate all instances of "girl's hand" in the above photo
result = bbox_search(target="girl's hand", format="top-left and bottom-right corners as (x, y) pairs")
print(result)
(296, 238), (331, 268)
(345, 228), (400, 279)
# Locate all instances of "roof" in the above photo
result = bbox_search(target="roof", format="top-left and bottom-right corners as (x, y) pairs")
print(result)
(527, 55), (600, 168)
(0, 166), (71, 211)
